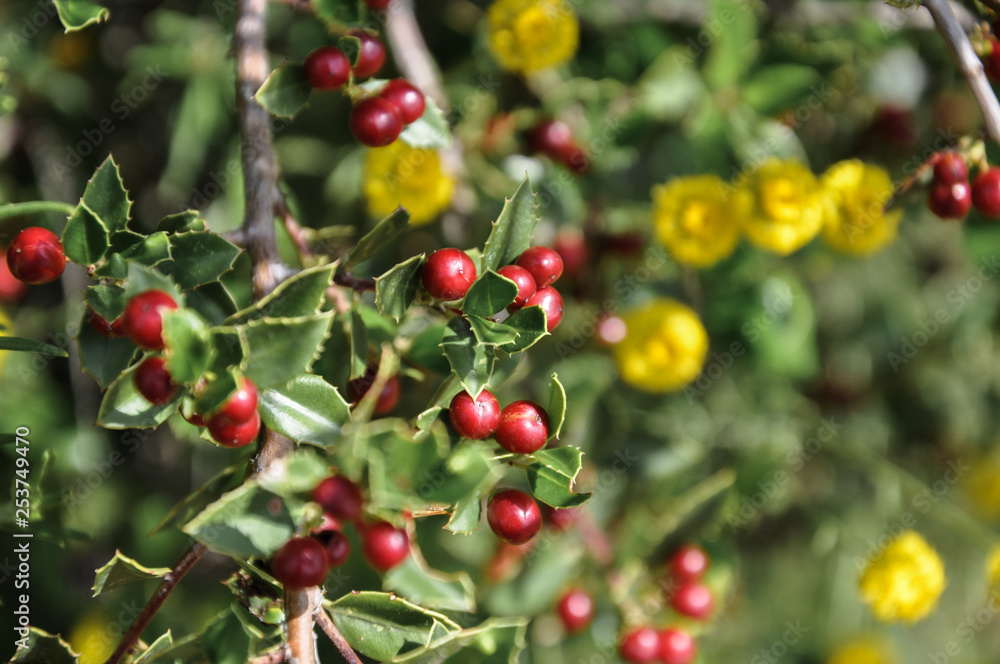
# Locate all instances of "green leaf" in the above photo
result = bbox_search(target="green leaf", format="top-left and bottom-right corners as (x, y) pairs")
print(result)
(350, 306), (368, 379)
(0, 336), (69, 357)
(124, 262), (183, 301)
(547, 373), (566, 441)
(440, 317), (494, 398)
(184, 281), (239, 325)
(182, 483), (295, 557)
(445, 492), (482, 534)
(96, 358), (180, 429)
(240, 313), (335, 389)
(165, 232), (241, 290)
(480, 177), (539, 273)
(385, 557), (477, 613)
(255, 61), (312, 119)
(94, 232), (172, 278)
(52, 0), (109, 31)
(258, 374), (351, 447)
(328, 591), (461, 661)
(92, 550), (171, 597)
(77, 312), (136, 388)
(229, 263), (335, 323)
(84, 284), (126, 322)
(201, 608), (252, 664)
(703, 0), (758, 90)
(210, 329), (245, 377)
(375, 254), (424, 322)
(338, 35), (362, 67)
(742, 64), (821, 116)
(162, 309), (212, 384)
(498, 305), (548, 353)
(390, 618), (528, 664)
(257, 449), (331, 496)
(525, 447), (591, 508)
(150, 464), (242, 536)
(399, 95), (452, 149)
(466, 315), (519, 346)
(131, 632), (175, 664)
(463, 270), (517, 319)
(81, 155), (131, 232)
(62, 205), (109, 266)
(415, 406), (441, 432)
(346, 207), (410, 268)
(156, 210), (206, 234)
(11, 628), (78, 664)
(312, 0), (360, 28)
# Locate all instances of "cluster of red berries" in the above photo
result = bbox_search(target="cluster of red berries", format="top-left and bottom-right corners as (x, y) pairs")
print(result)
(619, 626), (697, 664)
(421, 246), (565, 332)
(5, 227), (67, 286)
(927, 151), (1000, 220)
(528, 120), (589, 174)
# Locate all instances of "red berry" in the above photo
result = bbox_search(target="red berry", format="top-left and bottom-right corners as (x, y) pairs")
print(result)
(496, 265), (536, 312)
(448, 389), (501, 439)
(123, 290), (179, 350)
(314, 530), (351, 567)
(671, 580), (714, 620)
(542, 504), (579, 531)
(362, 521), (409, 571)
(347, 367), (400, 415)
(524, 286), (564, 332)
(272, 537), (329, 588)
(927, 181), (972, 220)
(595, 314), (626, 346)
(659, 628), (697, 664)
(303, 46), (351, 91)
(516, 246), (563, 288)
(379, 79), (426, 124)
(88, 309), (126, 338)
(554, 231), (589, 278)
(313, 512), (344, 533)
(207, 410), (261, 448)
(619, 626), (660, 664)
(557, 589), (594, 633)
(494, 400), (549, 454)
(6, 227), (66, 285)
(986, 40), (1000, 82)
(487, 489), (542, 545)
(134, 357), (177, 405)
(933, 152), (968, 185)
(366, 0), (391, 8)
(670, 544), (709, 581)
(349, 31), (386, 79)
(0, 247), (30, 303)
(972, 167), (1000, 218)
(350, 96), (403, 147)
(421, 248), (477, 301)
(184, 410), (206, 427)
(214, 377), (258, 424)
(528, 121), (588, 173)
(313, 476), (364, 522)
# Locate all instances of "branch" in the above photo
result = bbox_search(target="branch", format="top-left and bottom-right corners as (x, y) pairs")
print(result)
(314, 606), (364, 664)
(925, 0), (1000, 146)
(0, 200), (75, 221)
(286, 587), (322, 664)
(333, 272), (376, 292)
(102, 543), (208, 664)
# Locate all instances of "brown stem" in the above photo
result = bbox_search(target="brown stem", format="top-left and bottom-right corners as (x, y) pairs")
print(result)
(250, 648), (289, 664)
(276, 195), (312, 259)
(286, 587), (322, 664)
(333, 272), (377, 292)
(102, 543), (208, 664)
(314, 607), (364, 664)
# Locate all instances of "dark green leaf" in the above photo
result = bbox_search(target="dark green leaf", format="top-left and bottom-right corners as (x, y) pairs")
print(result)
(162, 309), (212, 384)
(547, 373), (566, 441)
(400, 95), (451, 149)
(62, 204), (109, 266)
(385, 557), (477, 613)
(415, 406), (441, 432)
(407, 321), (450, 374)
(210, 329), (245, 378)
(131, 632), (175, 664)
(184, 281), (239, 325)
(390, 618), (528, 664)
(346, 207), (410, 268)
(81, 155), (131, 232)
(229, 263), (335, 323)
(156, 210), (206, 234)
(312, 0), (361, 28)
(742, 64), (821, 116)
(95, 232), (172, 278)
(498, 306), (548, 353)
(525, 447), (591, 508)
(463, 270), (517, 319)
(84, 284), (126, 322)
(427, 441), (502, 503)
(96, 358), (180, 429)
(10, 628), (78, 664)
(150, 464), (242, 536)
(52, 0), (108, 31)
(166, 232), (241, 290)
(182, 484), (295, 557)
(201, 608), (252, 664)
(258, 374), (351, 447)
(0, 337), (69, 357)
(375, 254), (424, 322)
(77, 312), (136, 388)
(194, 370), (239, 417)
(92, 550), (171, 597)
(258, 449), (331, 496)
(124, 262), (183, 301)
(240, 314), (335, 389)
(255, 61), (312, 119)
(480, 177), (539, 273)
(466, 315), (519, 346)
(445, 492), (482, 535)
(440, 317), (494, 398)
(350, 306), (368, 379)
(338, 35), (362, 66)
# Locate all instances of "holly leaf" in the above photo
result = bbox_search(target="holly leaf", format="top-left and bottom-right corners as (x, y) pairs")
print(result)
(440, 317), (494, 398)
(92, 550), (171, 597)
(93, 232), (172, 278)
(150, 464), (243, 536)
(256, 60), (312, 119)
(463, 270), (517, 319)
(312, 0), (361, 27)
(375, 254), (424, 322)
(0, 337), (69, 357)
(445, 492), (482, 535)
(96, 357), (180, 429)
(399, 95), (451, 149)
(350, 306), (368, 379)
(182, 483), (296, 558)
(390, 618), (528, 664)
(257, 449), (331, 496)
(61, 205), (109, 266)
(480, 177), (539, 273)
(201, 608), (252, 664)
(547, 373), (566, 441)
(164, 231), (241, 290)
(385, 557), (477, 613)
(81, 155), (131, 232)
(346, 207), (410, 269)
(84, 284), (126, 322)
(184, 281), (239, 325)
(10, 628), (79, 664)
(156, 210), (206, 234)
(162, 309), (212, 385)
(258, 374), (351, 447)
(466, 315), (519, 347)
(229, 263), (336, 323)
(239, 313), (335, 389)
(498, 305), (548, 353)
(131, 632), (175, 664)
(328, 592), (461, 661)
(52, 0), (109, 31)
(525, 447), (591, 508)
(77, 312), (136, 388)
(123, 262), (183, 302)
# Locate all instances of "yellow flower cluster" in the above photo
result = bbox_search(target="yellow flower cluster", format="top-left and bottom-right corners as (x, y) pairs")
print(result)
(486, 0), (579, 74)
(363, 142), (455, 226)
(986, 544), (1000, 589)
(826, 636), (897, 664)
(651, 159), (900, 267)
(612, 298), (708, 393)
(858, 531), (945, 623)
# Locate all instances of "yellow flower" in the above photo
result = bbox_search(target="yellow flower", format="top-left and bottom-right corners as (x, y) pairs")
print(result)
(858, 531), (945, 623)
(822, 160), (902, 255)
(363, 142), (454, 225)
(741, 159), (830, 256)
(964, 455), (1000, 520)
(826, 636), (897, 664)
(486, 0), (578, 74)
(67, 612), (115, 664)
(651, 174), (745, 268)
(986, 544), (1000, 589)
(612, 298), (708, 393)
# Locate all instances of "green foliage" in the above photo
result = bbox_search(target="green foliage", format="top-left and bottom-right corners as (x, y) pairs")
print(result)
(328, 592), (461, 661)
(256, 62), (312, 118)
(92, 551), (171, 596)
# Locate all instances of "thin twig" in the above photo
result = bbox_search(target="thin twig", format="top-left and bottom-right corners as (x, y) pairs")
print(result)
(0, 200), (75, 221)
(314, 607), (364, 664)
(276, 194), (312, 258)
(925, 0), (1000, 146)
(333, 272), (376, 292)
(102, 543), (208, 664)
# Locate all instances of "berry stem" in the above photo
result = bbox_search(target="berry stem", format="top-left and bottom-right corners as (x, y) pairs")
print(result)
(333, 272), (377, 292)
(314, 606), (364, 664)
(286, 587), (322, 664)
(0, 200), (75, 221)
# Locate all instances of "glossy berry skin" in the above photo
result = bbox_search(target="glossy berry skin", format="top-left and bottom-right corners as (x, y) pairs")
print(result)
(123, 290), (179, 350)
(350, 97), (403, 147)
(347, 367), (400, 415)
(207, 410), (261, 448)
(88, 309), (126, 338)
(496, 265), (536, 312)
(6, 227), (66, 285)
(214, 377), (258, 424)
(671, 580), (714, 620)
(494, 400), (549, 454)
(525, 287), (564, 332)
(658, 628), (697, 664)
(554, 231), (589, 278)
(487, 489), (542, 545)
(134, 357), (177, 405)
(670, 544), (709, 581)
(972, 167), (1000, 218)
(362, 522), (409, 571)
(349, 31), (386, 79)
(0, 248), (30, 303)
(516, 246), (563, 288)
(303, 46), (351, 91)
(619, 627), (660, 664)
(314, 530), (351, 568)
(927, 181), (972, 220)
(449, 389), (501, 439)
(365, 0), (391, 8)
(379, 79), (426, 124)
(183, 410), (206, 427)
(272, 537), (329, 588)
(421, 248), (477, 301)
(313, 476), (364, 522)
(557, 589), (594, 633)
(933, 152), (968, 185)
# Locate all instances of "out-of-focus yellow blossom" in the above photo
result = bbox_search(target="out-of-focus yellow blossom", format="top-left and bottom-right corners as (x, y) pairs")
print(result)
(986, 543), (1000, 589)
(651, 174), (745, 268)
(612, 298), (708, 393)
(821, 160), (901, 255)
(964, 455), (1000, 520)
(0, 308), (11, 377)
(486, 0), (578, 74)
(363, 142), (454, 225)
(67, 612), (115, 664)
(741, 159), (830, 256)
(858, 531), (945, 623)
(826, 636), (897, 664)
